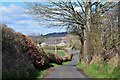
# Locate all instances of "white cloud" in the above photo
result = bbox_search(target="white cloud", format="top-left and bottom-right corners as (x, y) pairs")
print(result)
(9, 4), (25, 11)
(0, 4), (25, 15)
(1, 0), (50, 2)
(1, 4), (34, 25)
(1, 4), (27, 24)
(0, 6), (11, 14)
(1, 3), (66, 35)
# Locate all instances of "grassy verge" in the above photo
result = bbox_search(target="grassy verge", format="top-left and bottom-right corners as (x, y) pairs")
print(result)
(29, 69), (47, 78)
(2, 69), (47, 79)
(76, 62), (120, 78)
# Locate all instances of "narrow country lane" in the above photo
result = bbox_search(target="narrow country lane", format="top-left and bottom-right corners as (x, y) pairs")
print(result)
(45, 50), (87, 78)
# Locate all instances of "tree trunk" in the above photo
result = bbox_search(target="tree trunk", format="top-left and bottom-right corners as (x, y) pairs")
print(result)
(118, 1), (120, 66)
(78, 32), (84, 62)
(78, 38), (84, 62)
(83, 2), (92, 63)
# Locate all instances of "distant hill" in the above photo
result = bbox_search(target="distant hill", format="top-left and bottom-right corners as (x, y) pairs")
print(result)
(44, 32), (67, 37)
(28, 32), (67, 43)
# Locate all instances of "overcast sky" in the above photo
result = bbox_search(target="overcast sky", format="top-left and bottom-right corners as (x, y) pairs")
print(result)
(1, 2), (66, 35)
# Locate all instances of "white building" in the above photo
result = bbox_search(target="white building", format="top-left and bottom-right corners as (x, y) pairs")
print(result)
(40, 42), (47, 46)
(41, 40), (67, 47)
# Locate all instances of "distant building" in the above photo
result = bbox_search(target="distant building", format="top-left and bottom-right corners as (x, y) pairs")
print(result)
(57, 40), (67, 46)
(40, 42), (47, 46)
(40, 40), (67, 47)
(37, 44), (40, 47)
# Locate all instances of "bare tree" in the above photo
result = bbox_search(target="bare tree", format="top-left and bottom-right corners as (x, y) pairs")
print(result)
(26, 0), (117, 63)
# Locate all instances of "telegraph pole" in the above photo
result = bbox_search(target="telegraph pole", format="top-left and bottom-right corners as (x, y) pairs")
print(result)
(54, 26), (64, 54)
(55, 39), (57, 54)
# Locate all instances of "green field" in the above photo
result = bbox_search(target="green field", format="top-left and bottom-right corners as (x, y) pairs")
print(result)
(46, 50), (66, 57)
(46, 50), (70, 67)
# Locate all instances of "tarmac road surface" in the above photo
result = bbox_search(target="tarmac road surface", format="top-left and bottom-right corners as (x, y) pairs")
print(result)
(45, 50), (87, 78)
